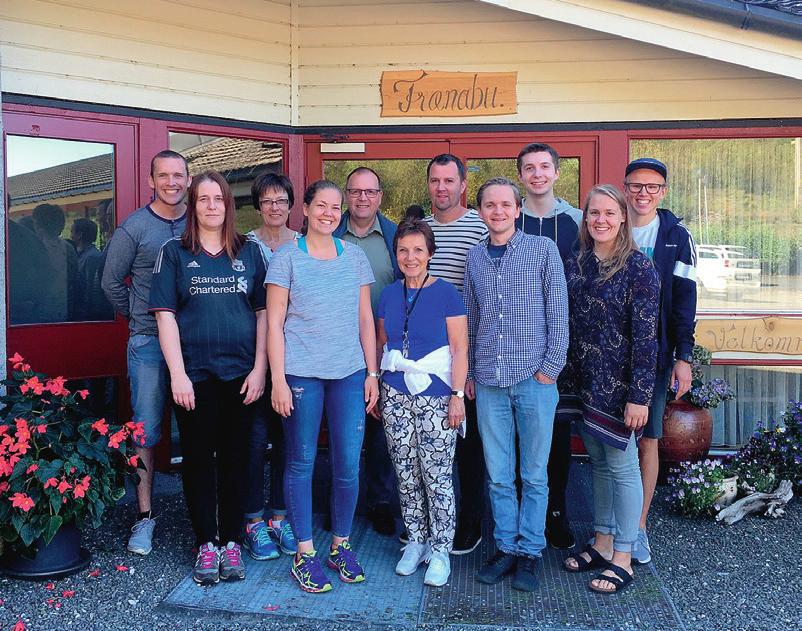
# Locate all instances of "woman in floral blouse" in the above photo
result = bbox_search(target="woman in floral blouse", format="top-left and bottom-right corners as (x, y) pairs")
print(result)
(561, 184), (659, 595)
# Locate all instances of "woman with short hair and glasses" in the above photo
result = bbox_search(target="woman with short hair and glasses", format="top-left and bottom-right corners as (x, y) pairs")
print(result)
(241, 172), (299, 563)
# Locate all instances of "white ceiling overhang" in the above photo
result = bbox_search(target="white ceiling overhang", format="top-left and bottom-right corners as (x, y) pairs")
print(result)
(477, 0), (802, 80)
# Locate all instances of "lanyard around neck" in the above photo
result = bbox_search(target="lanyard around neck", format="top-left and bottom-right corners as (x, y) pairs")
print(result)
(402, 274), (430, 357)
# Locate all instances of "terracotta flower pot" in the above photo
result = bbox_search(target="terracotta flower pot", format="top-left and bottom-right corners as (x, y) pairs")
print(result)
(658, 398), (713, 463)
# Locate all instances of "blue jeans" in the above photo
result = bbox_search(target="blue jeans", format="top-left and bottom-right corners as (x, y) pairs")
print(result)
(643, 367), (671, 439)
(244, 393), (287, 520)
(476, 377), (557, 558)
(581, 428), (643, 553)
(127, 334), (169, 448)
(283, 370), (365, 543)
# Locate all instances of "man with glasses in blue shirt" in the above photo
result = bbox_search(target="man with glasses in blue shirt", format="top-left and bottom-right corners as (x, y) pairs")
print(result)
(624, 158), (696, 566)
(333, 166), (402, 536)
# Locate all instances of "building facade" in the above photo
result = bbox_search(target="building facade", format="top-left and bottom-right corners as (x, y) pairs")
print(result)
(1, 0), (801, 449)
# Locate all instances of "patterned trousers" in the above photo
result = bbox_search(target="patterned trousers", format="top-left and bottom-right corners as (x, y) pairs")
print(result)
(380, 382), (458, 553)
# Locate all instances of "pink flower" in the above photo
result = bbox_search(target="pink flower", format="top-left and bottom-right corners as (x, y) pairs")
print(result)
(91, 418), (109, 436)
(77, 389), (89, 400)
(46, 376), (69, 397)
(10, 492), (35, 512)
(108, 430), (126, 449)
(25, 463), (38, 474)
(44, 477), (59, 489)
(57, 479), (72, 495)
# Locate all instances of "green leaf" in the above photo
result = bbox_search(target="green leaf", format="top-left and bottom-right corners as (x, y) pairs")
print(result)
(19, 521), (39, 547)
(42, 515), (63, 546)
(49, 491), (63, 515)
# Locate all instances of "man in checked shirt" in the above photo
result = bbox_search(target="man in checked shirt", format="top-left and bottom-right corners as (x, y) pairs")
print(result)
(464, 177), (568, 592)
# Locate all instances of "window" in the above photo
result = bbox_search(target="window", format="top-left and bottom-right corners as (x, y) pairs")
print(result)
(6, 135), (115, 324)
(169, 133), (284, 234)
(630, 138), (802, 313)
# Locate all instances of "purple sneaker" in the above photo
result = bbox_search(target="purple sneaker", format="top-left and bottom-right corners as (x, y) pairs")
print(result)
(327, 540), (365, 583)
(291, 551), (333, 593)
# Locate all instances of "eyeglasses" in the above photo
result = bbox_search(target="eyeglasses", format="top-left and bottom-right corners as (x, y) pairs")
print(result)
(346, 188), (381, 199)
(259, 198), (290, 209)
(624, 182), (665, 195)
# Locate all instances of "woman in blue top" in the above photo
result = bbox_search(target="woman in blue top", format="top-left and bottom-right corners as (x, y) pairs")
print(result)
(561, 184), (659, 595)
(149, 171), (267, 586)
(267, 180), (378, 594)
(376, 218), (468, 588)
(242, 172), (299, 562)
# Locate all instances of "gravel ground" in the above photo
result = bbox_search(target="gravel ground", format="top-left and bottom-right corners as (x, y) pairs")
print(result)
(1, 470), (800, 631)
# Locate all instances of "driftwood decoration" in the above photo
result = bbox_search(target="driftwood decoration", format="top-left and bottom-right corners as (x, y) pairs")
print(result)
(716, 480), (794, 525)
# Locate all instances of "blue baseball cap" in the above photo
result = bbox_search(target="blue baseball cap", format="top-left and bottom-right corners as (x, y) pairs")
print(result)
(625, 158), (667, 180)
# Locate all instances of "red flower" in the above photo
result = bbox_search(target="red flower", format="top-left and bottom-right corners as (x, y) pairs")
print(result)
(115, 564), (129, 572)
(10, 492), (35, 511)
(44, 477), (59, 489)
(57, 479), (72, 494)
(77, 389), (89, 400)
(26, 463), (39, 474)
(0, 457), (13, 477)
(87, 567), (101, 578)
(108, 430), (127, 449)
(12, 440), (31, 456)
(0, 424), (8, 435)
(45, 582), (55, 590)
(20, 376), (45, 396)
(91, 418), (109, 436)
(13, 620), (26, 631)
(73, 485), (86, 499)
(9, 352), (24, 366)
(0, 481), (9, 493)
(128, 455), (140, 467)
(14, 418), (31, 442)
(46, 376), (70, 397)
(62, 589), (75, 598)
(36, 424), (47, 434)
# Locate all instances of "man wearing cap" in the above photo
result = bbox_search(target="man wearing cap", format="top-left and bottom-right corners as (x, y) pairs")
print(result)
(623, 158), (697, 564)
(333, 166), (402, 536)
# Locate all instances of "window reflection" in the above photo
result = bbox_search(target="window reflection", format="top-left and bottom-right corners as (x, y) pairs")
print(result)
(6, 136), (115, 324)
(169, 133), (284, 234)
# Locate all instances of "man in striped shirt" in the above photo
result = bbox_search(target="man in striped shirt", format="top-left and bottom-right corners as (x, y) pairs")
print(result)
(424, 154), (488, 555)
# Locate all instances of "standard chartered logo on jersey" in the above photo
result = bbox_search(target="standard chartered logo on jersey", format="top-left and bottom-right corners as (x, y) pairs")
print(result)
(189, 275), (248, 295)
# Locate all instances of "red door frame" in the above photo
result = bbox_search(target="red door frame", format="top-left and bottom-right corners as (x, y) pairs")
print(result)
(3, 108), (137, 380)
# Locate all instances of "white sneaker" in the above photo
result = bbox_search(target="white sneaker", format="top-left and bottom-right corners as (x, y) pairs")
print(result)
(424, 550), (451, 587)
(395, 542), (430, 576)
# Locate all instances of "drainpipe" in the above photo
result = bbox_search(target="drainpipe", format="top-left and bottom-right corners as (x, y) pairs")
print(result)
(626, 0), (802, 38)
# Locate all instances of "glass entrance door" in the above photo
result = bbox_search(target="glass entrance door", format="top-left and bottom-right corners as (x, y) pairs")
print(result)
(4, 111), (136, 380)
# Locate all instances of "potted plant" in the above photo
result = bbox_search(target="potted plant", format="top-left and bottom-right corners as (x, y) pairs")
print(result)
(659, 345), (735, 464)
(0, 353), (144, 579)
(667, 458), (737, 516)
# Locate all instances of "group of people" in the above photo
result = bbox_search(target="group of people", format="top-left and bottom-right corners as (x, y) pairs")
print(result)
(101, 141), (696, 597)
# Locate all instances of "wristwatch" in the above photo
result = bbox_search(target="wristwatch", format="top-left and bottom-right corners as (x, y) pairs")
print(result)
(451, 390), (465, 399)
(367, 371), (381, 378)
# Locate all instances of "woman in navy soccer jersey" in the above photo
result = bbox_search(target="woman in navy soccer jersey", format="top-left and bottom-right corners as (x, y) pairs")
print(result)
(149, 171), (268, 586)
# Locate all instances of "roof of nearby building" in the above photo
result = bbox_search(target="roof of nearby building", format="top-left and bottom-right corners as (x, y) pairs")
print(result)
(7, 153), (113, 206)
(183, 137), (282, 176)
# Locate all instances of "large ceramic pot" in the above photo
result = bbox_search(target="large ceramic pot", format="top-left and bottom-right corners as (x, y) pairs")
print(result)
(0, 523), (91, 580)
(658, 398), (713, 463)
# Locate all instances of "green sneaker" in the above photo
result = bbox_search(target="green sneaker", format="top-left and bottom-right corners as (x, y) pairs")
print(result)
(327, 540), (365, 583)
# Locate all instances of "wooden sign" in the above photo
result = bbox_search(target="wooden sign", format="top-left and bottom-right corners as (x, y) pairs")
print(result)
(695, 317), (802, 355)
(380, 70), (517, 118)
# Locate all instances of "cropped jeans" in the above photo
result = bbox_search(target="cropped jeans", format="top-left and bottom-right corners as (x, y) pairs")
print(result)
(580, 428), (643, 553)
(476, 377), (557, 558)
(283, 369), (365, 543)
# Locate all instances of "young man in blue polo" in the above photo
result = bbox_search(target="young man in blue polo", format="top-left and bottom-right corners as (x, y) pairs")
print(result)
(624, 158), (697, 564)
(465, 177), (568, 591)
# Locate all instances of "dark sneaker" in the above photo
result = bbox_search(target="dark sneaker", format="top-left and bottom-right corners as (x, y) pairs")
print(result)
(219, 541), (246, 581)
(243, 520), (280, 560)
(192, 542), (220, 585)
(127, 516), (156, 555)
(511, 555), (540, 592)
(368, 503), (396, 536)
(452, 520), (482, 556)
(327, 540), (366, 583)
(476, 550), (517, 584)
(268, 518), (298, 555)
(545, 510), (576, 549)
(398, 529), (409, 545)
(292, 551), (333, 593)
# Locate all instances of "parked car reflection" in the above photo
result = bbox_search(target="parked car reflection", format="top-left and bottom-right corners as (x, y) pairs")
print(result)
(696, 244), (761, 295)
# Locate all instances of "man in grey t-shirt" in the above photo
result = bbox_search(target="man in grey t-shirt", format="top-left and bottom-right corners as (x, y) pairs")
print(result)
(101, 150), (190, 556)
